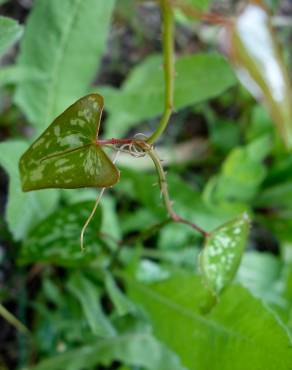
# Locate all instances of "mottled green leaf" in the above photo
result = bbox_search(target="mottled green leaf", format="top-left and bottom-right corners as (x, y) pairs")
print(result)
(200, 213), (250, 295)
(0, 140), (59, 240)
(0, 16), (22, 57)
(19, 201), (102, 267)
(15, 0), (116, 131)
(67, 274), (115, 337)
(128, 274), (292, 370)
(19, 94), (119, 191)
(31, 333), (186, 370)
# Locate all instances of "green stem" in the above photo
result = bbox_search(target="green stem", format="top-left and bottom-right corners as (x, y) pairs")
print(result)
(0, 303), (29, 334)
(146, 0), (175, 145)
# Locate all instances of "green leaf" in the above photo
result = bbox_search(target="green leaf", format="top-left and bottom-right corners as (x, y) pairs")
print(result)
(0, 65), (45, 87)
(128, 273), (292, 370)
(19, 94), (119, 191)
(0, 140), (59, 240)
(15, 0), (116, 131)
(105, 273), (136, 316)
(101, 53), (236, 137)
(0, 16), (22, 57)
(19, 201), (103, 267)
(31, 333), (186, 370)
(206, 135), (271, 204)
(237, 251), (285, 309)
(200, 213), (250, 296)
(67, 274), (115, 337)
(184, 0), (211, 11)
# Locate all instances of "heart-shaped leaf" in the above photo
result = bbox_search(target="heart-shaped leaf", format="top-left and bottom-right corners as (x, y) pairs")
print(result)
(200, 213), (250, 296)
(19, 94), (119, 191)
(221, 3), (292, 149)
(19, 201), (103, 267)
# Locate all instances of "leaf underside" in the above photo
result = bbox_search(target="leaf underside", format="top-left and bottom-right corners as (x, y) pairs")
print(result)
(19, 94), (120, 191)
(200, 213), (250, 296)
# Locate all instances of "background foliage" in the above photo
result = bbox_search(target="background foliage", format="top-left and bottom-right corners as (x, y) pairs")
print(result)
(0, 0), (292, 369)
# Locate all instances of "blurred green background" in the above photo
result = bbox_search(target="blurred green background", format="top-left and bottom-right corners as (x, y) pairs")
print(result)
(0, 0), (292, 369)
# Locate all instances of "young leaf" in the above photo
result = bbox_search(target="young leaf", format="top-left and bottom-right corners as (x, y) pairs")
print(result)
(19, 94), (119, 191)
(200, 213), (250, 296)
(221, 2), (292, 149)
(19, 201), (103, 267)
(15, 0), (116, 131)
(208, 135), (271, 204)
(0, 16), (22, 57)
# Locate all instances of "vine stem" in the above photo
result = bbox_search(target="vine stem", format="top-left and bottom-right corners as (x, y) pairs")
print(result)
(146, 144), (209, 237)
(146, 0), (175, 145)
(96, 140), (209, 238)
(97, 141), (209, 267)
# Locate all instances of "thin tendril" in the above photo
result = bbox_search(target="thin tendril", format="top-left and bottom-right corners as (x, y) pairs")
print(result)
(80, 149), (121, 252)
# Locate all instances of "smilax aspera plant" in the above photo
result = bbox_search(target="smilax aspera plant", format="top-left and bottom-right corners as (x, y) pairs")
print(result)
(19, 0), (292, 304)
(18, 0), (291, 304)
(2, 0), (292, 368)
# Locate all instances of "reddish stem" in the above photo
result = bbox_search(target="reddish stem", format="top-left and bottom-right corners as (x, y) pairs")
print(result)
(96, 138), (135, 145)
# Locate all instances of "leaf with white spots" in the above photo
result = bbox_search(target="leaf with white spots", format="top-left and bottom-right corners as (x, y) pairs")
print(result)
(19, 94), (119, 191)
(200, 213), (250, 296)
(19, 201), (103, 267)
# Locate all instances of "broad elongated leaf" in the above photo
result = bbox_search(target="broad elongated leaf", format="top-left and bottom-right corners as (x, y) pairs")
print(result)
(67, 274), (115, 337)
(200, 213), (250, 296)
(0, 141), (59, 240)
(19, 201), (103, 267)
(0, 16), (22, 57)
(15, 0), (116, 131)
(100, 53), (236, 137)
(221, 2), (292, 149)
(19, 94), (119, 191)
(31, 333), (186, 370)
(128, 274), (292, 370)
